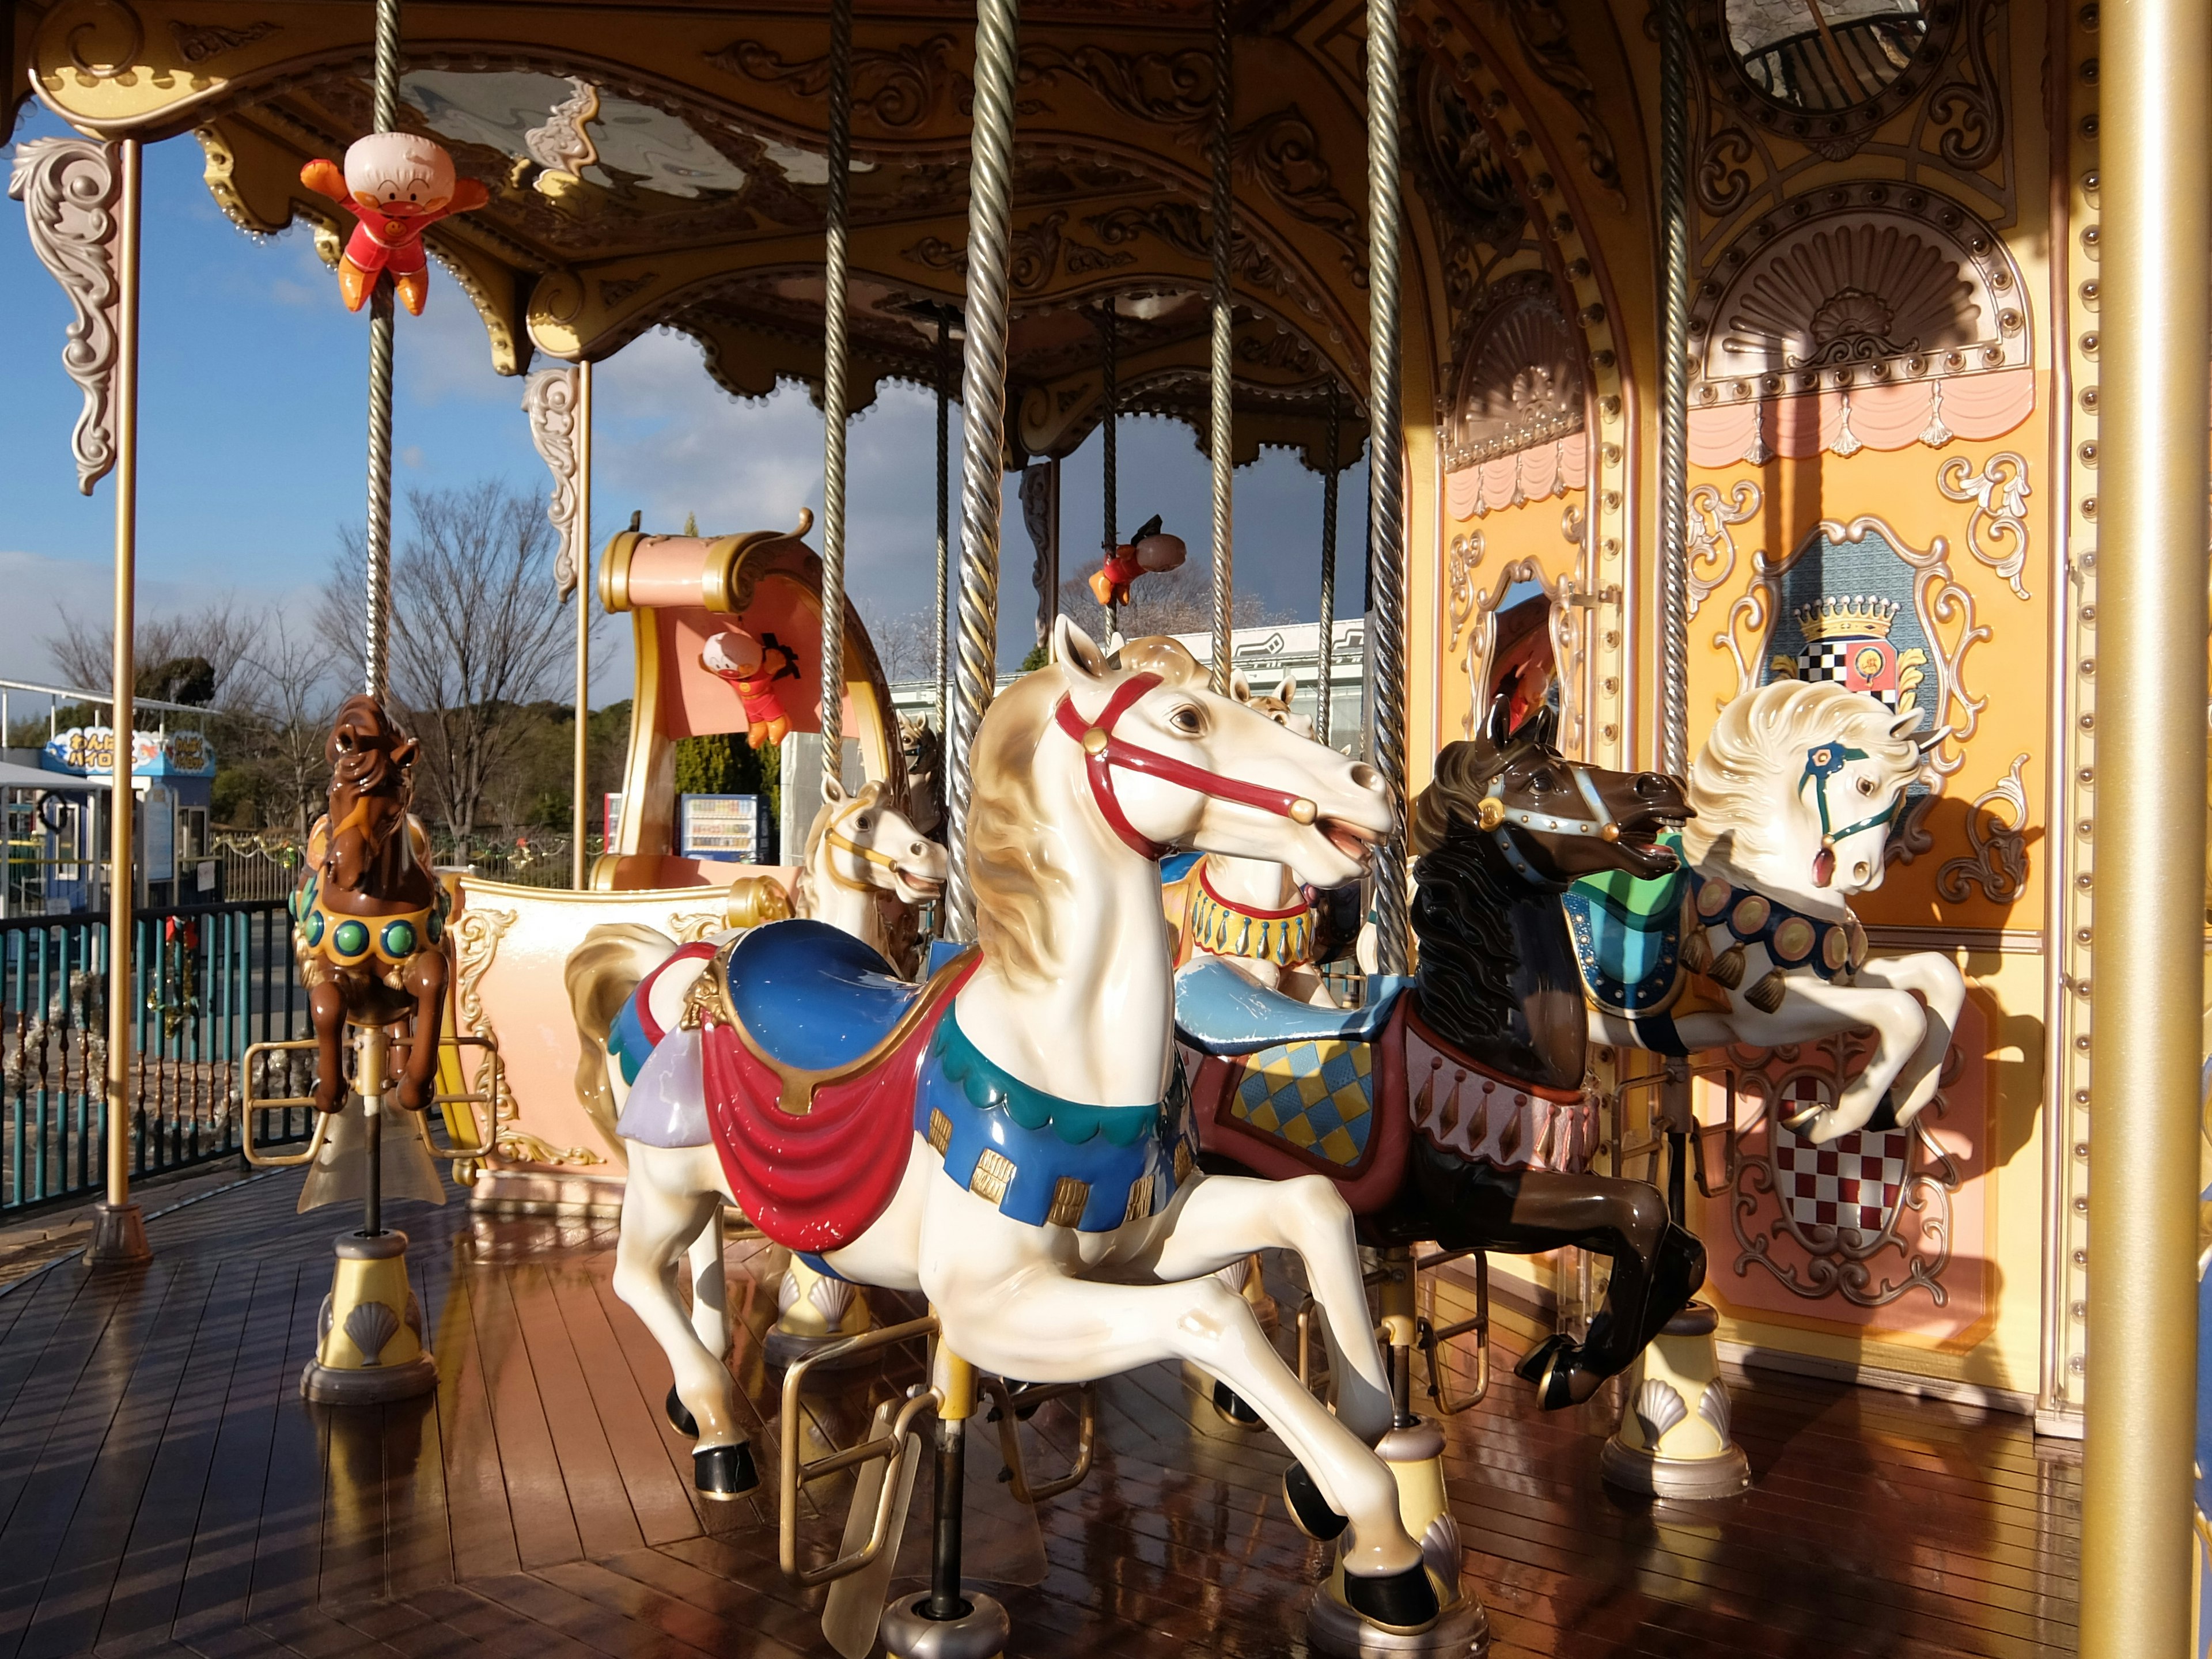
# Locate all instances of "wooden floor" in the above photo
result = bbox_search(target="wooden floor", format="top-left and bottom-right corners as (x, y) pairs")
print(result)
(0, 1172), (2080, 1659)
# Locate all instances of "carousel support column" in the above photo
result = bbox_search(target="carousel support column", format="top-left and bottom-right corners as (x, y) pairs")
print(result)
(2080, 0), (2210, 1649)
(571, 360), (593, 889)
(817, 0), (855, 781)
(86, 137), (146, 1268)
(1206, 0), (1235, 693)
(1362, 0), (1409, 977)
(881, 1343), (1007, 1657)
(1099, 301), (1119, 640)
(1316, 384), (1342, 748)
(944, 0), (1022, 941)
(1598, 0), (1747, 1501)
(935, 315), (954, 738)
(1309, 1245), (1488, 1656)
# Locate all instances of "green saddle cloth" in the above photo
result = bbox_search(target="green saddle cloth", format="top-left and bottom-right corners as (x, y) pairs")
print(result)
(1563, 830), (1690, 1018)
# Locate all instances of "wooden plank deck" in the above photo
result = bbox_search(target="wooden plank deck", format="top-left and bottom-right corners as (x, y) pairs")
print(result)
(0, 1172), (2080, 1658)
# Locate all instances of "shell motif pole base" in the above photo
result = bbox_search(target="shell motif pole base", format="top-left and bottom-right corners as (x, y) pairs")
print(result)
(1598, 1301), (1751, 1501)
(300, 1229), (437, 1404)
(83, 1200), (150, 1267)
(1308, 1420), (1490, 1658)
(762, 1257), (876, 1370)
(878, 1589), (1010, 1659)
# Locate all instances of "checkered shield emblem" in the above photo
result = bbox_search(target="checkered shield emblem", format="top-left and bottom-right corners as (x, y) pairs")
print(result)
(1770, 1076), (1911, 1238)
(1798, 634), (1900, 709)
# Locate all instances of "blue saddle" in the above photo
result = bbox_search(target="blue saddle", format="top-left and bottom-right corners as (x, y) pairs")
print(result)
(725, 919), (930, 1072)
(1173, 956), (1412, 1057)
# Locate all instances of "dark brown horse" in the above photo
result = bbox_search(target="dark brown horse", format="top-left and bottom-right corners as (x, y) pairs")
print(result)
(1189, 698), (1706, 1410)
(290, 696), (452, 1113)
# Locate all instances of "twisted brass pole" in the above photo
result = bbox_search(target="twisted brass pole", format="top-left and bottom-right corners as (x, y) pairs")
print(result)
(945, 0), (1021, 940)
(1316, 383), (1341, 749)
(1206, 0), (1235, 693)
(2080, 0), (2210, 1645)
(934, 314), (952, 738)
(1100, 301), (1119, 638)
(571, 359), (593, 889)
(362, 0), (401, 699)
(817, 0), (855, 781)
(1656, 0), (1691, 775)
(1362, 0), (1408, 976)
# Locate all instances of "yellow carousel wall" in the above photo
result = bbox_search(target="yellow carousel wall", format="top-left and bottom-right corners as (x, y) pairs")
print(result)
(1402, 0), (2081, 1419)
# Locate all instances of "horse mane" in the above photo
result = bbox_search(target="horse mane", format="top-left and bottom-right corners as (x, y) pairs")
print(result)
(1680, 680), (1921, 869)
(802, 777), (884, 869)
(1407, 740), (1518, 1050)
(969, 634), (1204, 990)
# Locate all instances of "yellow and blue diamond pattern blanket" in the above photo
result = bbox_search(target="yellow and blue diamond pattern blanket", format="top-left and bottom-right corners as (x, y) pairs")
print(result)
(1227, 1039), (1375, 1170)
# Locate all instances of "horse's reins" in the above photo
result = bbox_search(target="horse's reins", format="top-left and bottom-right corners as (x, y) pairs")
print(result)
(820, 796), (906, 893)
(1052, 673), (1320, 861)
(1474, 757), (1622, 885)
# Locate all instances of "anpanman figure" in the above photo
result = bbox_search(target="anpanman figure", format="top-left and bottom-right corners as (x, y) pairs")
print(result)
(301, 133), (489, 315)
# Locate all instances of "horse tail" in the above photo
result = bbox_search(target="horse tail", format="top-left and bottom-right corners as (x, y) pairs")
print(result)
(564, 923), (679, 1157)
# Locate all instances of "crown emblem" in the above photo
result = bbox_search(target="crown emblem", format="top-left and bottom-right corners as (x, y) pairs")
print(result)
(1796, 596), (1899, 642)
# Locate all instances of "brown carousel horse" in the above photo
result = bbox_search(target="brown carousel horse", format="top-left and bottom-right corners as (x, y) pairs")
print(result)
(289, 696), (453, 1113)
(1182, 696), (1707, 1408)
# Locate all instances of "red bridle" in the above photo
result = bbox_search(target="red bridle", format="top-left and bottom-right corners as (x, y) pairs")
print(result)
(1051, 673), (1320, 861)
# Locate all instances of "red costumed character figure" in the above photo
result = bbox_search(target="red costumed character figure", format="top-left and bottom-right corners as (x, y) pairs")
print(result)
(702, 628), (802, 751)
(301, 134), (490, 316)
(1088, 513), (1188, 608)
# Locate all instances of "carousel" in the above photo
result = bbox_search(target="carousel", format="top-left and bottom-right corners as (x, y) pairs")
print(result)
(0, 0), (2196, 1654)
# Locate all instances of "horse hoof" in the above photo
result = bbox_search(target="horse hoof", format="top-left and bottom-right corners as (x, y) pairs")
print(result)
(694, 1440), (758, 1499)
(1862, 1090), (1901, 1134)
(1343, 1564), (1441, 1633)
(1212, 1380), (1264, 1429)
(665, 1385), (697, 1438)
(1514, 1334), (1573, 1399)
(1281, 1462), (1349, 1541)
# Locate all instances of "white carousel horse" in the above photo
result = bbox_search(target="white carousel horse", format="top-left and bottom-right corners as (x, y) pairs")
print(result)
(567, 774), (947, 1372)
(1566, 678), (1965, 1145)
(612, 621), (1442, 1628)
(1165, 671), (1343, 1008)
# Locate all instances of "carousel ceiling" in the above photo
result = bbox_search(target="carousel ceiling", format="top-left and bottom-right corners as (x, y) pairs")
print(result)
(14, 0), (1403, 469)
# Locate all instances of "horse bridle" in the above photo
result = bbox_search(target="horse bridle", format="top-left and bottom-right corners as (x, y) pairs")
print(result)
(820, 793), (908, 893)
(1052, 673), (1320, 861)
(1798, 742), (1905, 850)
(1472, 755), (1623, 885)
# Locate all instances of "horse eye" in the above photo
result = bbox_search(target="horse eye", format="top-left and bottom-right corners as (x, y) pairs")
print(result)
(1169, 705), (1204, 736)
(1858, 777), (1874, 795)
(855, 817), (872, 831)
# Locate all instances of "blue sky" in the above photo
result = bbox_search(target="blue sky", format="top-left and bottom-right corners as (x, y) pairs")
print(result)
(1, 102), (1366, 709)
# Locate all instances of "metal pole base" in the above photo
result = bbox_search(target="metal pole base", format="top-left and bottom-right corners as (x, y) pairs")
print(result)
(878, 1588), (1009, 1659)
(1599, 1301), (1751, 1500)
(300, 1229), (435, 1404)
(82, 1200), (150, 1267)
(1308, 1418), (1490, 1657)
(763, 1260), (874, 1370)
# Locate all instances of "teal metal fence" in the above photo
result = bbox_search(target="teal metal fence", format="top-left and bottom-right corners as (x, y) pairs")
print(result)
(0, 899), (317, 1213)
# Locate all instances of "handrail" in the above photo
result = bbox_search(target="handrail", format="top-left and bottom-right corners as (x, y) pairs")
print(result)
(238, 1037), (334, 1168)
(978, 1378), (1096, 1502)
(777, 1314), (941, 1585)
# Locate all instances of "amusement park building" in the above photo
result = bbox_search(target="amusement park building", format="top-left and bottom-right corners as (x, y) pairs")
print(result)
(3, 0), (2205, 1649)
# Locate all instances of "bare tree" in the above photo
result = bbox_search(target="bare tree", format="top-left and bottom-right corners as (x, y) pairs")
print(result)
(1054, 563), (1283, 644)
(44, 602), (263, 710)
(320, 481), (594, 840)
(861, 605), (940, 684)
(237, 616), (342, 834)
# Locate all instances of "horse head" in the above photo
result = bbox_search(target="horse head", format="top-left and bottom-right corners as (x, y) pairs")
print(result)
(1231, 670), (1315, 740)
(1679, 679), (1927, 898)
(1411, 694), (1690, 885)
(1045, 618), (1388, 889)
(322, 695), (419, 892)
(810, 775), (948, 906)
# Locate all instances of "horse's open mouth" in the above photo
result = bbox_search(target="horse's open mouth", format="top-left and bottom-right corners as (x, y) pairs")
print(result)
(899, 872), (946, 899)
(1321, 819), (1381, 865)
(1612, 815), (1685, 872)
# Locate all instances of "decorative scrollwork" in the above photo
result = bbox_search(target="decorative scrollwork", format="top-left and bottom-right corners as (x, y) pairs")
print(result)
(1935, 451), (2031, 600)
(1695, 124), (1758, 217)
(1446, 531), (1484, 650)
(1018, 43), (1213, 132)
(1728, 1038), (1963, 1308)
(1231, 108), (1362, 276)
(523, 78), (601, 187)
(7, 138), (121, 495)
(168, 18), (276, 63)
(1684, 479), (1759, 620)
(706, 35), (964, 133)
(904, 207), (1131, 295)
(449, 905), (516, 1106)
(1499, 0), (1626, 209)
(521, 366), (585, 600)
(1455, 558), (1588, 756)
(1937, 752), (2031, 903)
(1925, 0), (2006, 170)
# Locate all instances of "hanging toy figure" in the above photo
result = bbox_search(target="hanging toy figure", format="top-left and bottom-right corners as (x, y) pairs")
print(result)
(1088, 513), (1188, 608)
(702, 627), (802, 750)
(301, 134), (490, 315)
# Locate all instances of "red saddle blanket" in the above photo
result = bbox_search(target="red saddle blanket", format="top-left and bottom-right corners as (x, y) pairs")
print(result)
(699, 958), (975, 1255)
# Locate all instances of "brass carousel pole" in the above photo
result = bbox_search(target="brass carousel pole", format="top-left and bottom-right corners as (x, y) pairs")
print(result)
(943, 0), (1022, 944)
(817, 0), (855, 781)
(86, 137), (147, 1267)
(1099, 301), (1119, 639)
(1362, 0), (1408, 977)
(2080, 0), (2210, 1647)
(1315, 383), (1341, 749)
(935, 315), (953, 738)
(1206, 0), (1234, 694)
(571, 359), (593, 889)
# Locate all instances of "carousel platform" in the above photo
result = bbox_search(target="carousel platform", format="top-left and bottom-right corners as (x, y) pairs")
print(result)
(0, 1171), (2078, 1659)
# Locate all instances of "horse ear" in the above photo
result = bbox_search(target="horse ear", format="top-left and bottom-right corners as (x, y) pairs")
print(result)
(1274, 675), (1297, 704)
(1055, 614), (1109, 684)
(391, 736), (419, 771)
(821, 772), (847, 807)
(1230, 669), (1253, 703)
(1522, 700), (1560, 751)
(1484, 692), (1514, 747)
